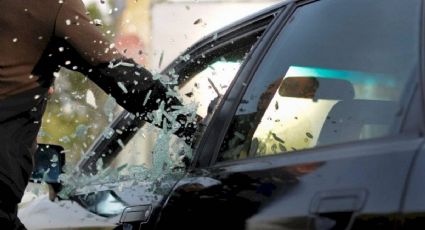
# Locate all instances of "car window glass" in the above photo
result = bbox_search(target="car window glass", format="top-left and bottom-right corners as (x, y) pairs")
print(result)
(108, 30), (267, 174)
(180, 60), (240, 118)
(217, 0), (420, 162)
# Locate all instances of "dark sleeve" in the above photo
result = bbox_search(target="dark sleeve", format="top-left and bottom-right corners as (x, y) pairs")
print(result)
(53, 0), (165, 114)
(48, 37), (175, 116)
(48, 37), (196, 143)
(91, 60), (197, 144)
(90, 59), (174, 116)
(52, 0), (196, 142)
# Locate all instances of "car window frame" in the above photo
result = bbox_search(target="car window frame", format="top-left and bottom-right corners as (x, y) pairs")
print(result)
(195, 0), (422, 168)
(192, 2), (295, 168)
(419, 0), (425, 133)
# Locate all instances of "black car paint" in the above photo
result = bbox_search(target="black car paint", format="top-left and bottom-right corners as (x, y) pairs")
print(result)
(156, 136), (423, 229)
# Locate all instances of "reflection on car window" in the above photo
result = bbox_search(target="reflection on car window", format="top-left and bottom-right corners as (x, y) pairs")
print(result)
(217, 0), (420, 162)
(248, 67), (398, 157)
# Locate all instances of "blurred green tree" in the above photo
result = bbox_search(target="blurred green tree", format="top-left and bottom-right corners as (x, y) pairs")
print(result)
(38, 2), (122, 167)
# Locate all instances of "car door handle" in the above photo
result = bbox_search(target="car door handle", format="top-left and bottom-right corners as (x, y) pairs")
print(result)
(309, 189), (368, 230)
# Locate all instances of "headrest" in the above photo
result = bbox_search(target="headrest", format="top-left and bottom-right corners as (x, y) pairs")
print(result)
(278, 77), (355, 100)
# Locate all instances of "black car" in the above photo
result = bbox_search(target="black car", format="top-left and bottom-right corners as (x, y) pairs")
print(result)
(33, 0), (425, 229)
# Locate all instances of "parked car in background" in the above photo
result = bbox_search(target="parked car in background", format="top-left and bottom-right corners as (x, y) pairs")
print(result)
(27, 0), (425, 229)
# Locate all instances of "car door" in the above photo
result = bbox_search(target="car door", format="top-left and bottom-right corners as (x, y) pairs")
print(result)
(63, 4), (282, 229)
(401, 139), (425, 230)
(155, 0), (424, 230)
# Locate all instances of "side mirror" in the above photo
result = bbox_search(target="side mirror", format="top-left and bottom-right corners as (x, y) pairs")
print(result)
(73, 190), (127, 217)
(30, 144), (65, 195)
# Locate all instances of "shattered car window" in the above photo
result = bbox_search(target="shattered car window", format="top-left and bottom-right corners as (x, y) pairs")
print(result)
(54, 24), (267, 200)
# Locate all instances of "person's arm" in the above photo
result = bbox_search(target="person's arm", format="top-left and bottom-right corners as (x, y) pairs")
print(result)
(52, 0), (196, 142)
(53, 0), (163, 114)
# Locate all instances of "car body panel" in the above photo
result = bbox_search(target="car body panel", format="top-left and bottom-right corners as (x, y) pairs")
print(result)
(156, 136), (423, 230)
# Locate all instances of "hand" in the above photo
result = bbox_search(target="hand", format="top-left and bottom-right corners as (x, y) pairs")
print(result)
(48, 87), (55, 95)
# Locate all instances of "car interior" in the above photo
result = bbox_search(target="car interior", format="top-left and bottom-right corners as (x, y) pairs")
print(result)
(219, 66), (401, 160)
